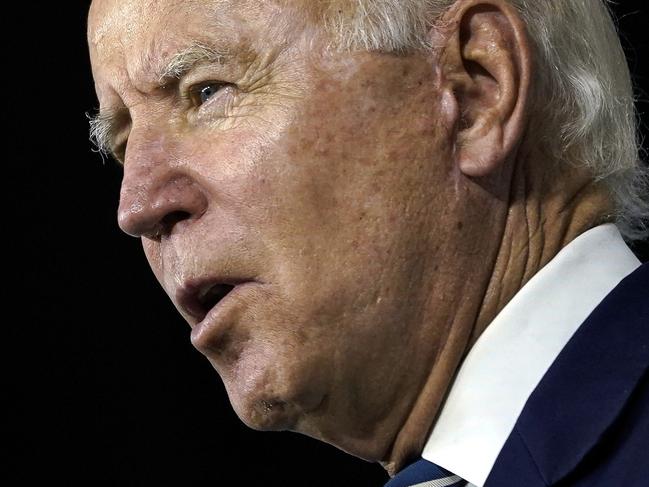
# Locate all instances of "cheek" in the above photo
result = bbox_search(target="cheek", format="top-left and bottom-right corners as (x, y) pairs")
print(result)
(176, 128), (284, 222)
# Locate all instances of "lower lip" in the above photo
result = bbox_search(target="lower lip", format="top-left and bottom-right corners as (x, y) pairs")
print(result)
(190, 281), (256, 348)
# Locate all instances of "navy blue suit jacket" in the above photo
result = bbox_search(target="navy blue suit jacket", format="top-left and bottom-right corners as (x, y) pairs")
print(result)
(484, 262), (648, 486)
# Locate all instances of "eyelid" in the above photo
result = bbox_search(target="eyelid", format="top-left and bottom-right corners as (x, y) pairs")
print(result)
(111, 142), (126, 165)
(111, 126), (131, 164)
(177, 59), (230, 87)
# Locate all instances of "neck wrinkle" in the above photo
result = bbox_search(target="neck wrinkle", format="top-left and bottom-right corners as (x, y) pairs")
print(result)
(380, 150), (613, 478)
(473, 154), (615, 347)
(379, 303), (478, 477)
(380, 225), (505, 476)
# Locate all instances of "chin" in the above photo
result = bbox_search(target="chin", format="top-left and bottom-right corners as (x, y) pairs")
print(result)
(230, 393), (300, 432)
(217, 345), (328, 433)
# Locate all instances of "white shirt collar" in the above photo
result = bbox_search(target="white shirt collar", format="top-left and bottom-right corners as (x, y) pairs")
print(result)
(421, 223), (641, 487)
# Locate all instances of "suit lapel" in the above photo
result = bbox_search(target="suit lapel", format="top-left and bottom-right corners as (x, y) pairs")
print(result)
(485, 263), (649, 486)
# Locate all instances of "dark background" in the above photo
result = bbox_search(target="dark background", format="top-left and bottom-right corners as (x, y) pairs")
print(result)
(6, 2), (647, 486)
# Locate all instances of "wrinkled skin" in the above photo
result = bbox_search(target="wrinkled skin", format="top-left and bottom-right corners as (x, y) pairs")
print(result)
(88, 0), (612, 474)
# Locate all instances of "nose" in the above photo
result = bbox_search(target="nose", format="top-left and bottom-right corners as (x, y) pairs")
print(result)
(117, 132), (208, 239)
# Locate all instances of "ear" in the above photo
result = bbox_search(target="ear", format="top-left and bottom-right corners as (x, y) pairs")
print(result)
(437, 0), (532, 177)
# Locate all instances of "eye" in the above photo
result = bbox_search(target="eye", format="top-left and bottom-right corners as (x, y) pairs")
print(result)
(188, 82), (229, 108)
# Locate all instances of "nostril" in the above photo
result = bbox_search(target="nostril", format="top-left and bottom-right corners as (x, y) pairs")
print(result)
(118, 175), (208, 239)
(143, 210), (192, 240)
(161, 210), (191, 229)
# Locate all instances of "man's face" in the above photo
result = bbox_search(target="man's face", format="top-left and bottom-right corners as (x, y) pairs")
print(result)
(89, 0), (460, 457)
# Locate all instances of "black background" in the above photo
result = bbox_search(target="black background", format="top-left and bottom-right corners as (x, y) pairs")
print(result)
(6, 2), (647, 486)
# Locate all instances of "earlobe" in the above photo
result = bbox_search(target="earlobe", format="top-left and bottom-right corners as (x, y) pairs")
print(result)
(437, 0), (532, 178)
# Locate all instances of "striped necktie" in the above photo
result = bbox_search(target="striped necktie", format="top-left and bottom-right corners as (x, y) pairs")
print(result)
(384, 458), (468, 487)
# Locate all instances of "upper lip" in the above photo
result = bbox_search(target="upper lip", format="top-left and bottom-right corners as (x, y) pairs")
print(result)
(176, 277), (250, 323)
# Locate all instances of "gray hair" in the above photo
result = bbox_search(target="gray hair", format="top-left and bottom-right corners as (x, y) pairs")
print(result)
(302, 0), (648, 241)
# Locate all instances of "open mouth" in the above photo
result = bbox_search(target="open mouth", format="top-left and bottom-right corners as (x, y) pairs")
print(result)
(197, 283), (236, 317)
(177, 281), (239, 323)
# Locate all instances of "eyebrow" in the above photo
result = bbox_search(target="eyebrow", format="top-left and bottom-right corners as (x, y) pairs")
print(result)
(155, 42), (231, 86)
(87, 106), (129, 161)
(87, 42), (231, 161)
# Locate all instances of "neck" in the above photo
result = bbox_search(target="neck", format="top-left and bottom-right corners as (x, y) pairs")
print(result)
(380, 148), (614, 476)
(470, 150), (615, 349)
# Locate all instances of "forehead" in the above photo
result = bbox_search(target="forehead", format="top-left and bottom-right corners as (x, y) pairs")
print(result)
(87, 0), (290, 90)
(90, 0), (184, 50)
(89, 0), (238, 61)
